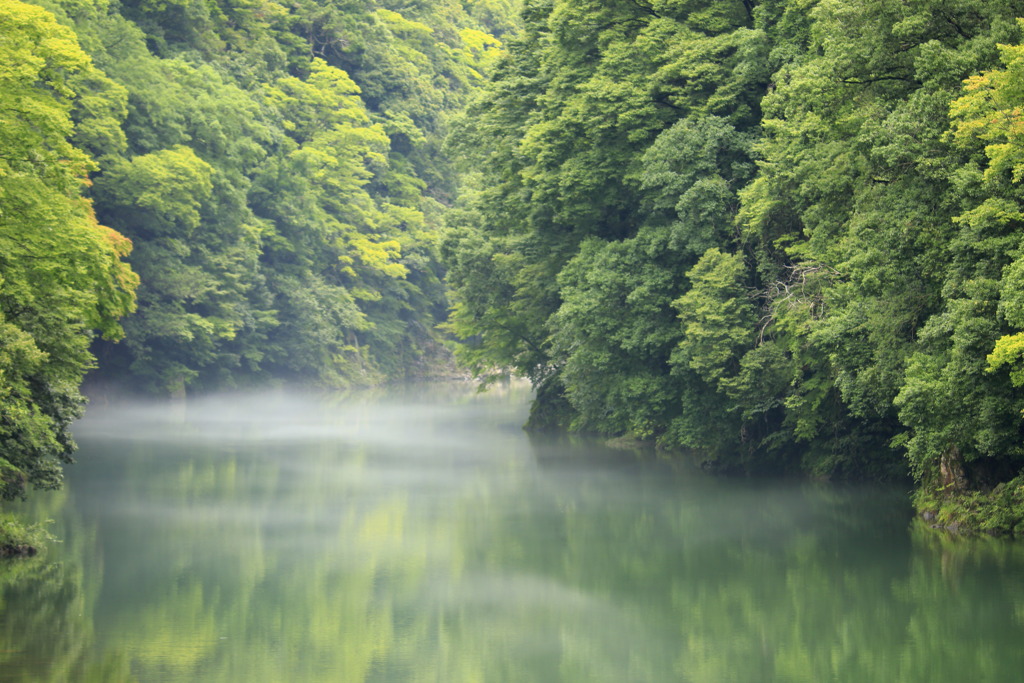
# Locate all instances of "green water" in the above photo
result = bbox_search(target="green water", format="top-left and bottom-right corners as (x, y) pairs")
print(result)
(2, 382), (1024, 682)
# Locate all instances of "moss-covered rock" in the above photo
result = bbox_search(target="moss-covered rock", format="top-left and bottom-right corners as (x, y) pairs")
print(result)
(0, 513), (50, 559)
(915, 474), (1024, 537)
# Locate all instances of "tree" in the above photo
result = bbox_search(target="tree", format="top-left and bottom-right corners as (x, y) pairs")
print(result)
(0, 0), (137, 499)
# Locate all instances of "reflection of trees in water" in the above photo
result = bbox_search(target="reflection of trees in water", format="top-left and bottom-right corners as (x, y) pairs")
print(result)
(0, 553), (135, 683)
(0, 558), (85, 682)
(60, 436), (414, 682)
(0, 492), (135, 683)
(4, 392), (1024, 682)
(433, 476), (1024, 683)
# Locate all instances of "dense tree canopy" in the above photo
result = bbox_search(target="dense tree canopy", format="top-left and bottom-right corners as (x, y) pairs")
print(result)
(445, 0), (1024, 531)
(46, 0), (509, 393)
(8, 0), (1024, 530)
(1, 0), (513, 500)
(0, 0), (138, 499)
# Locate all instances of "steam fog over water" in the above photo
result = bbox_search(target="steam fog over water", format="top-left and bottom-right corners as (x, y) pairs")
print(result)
(3, 382), (1024, 682)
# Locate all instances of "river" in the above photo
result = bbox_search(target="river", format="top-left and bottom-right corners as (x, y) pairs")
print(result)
(2, 381), (1023, 682)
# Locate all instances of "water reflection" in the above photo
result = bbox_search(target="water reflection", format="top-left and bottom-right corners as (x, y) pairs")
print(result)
(2, 382), (1024, 682)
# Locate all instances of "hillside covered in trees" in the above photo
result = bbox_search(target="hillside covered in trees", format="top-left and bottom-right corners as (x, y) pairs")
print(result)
(1, 0), (512, 501)
(6, 0), (1024, 534)
(444, 0), (1024, 533)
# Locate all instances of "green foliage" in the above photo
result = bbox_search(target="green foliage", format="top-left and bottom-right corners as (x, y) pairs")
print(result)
(0, 512), (52, 557)
(2, 0), (521, 501)
(443, 0), (1024, 521)
(16, 0), (1024, 533)
(915, 474), (1024, 537)
(12, 0), (517, 396)
(445, 0), (764, 434)
(673, 248), (754, 388)
(1, 0), (137, 500)
(550, 230), (690, 438)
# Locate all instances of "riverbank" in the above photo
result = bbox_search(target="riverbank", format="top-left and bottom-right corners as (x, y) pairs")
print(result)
(0, 513), (47, 558)
(594, 415), (1024, 540)
(915, 475), (1024, 538)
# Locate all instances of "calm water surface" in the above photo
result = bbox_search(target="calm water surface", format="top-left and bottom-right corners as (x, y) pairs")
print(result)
(2, 382), (1024, 682)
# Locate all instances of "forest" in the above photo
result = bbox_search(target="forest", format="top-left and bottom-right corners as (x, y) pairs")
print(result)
(0, 0), (512, 506)
(445, 0), (1024, 533)
(4, 0), (1024, 535)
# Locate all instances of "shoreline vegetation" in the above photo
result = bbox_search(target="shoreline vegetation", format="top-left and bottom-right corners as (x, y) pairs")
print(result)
(5, 0), (1024, 547)
(590, 434), (1024, 538)
(914, 475), (1024, 537)
(0, 514), (49, 559)
(0, 0), (511, 534)
(444, 0), (1024, 540)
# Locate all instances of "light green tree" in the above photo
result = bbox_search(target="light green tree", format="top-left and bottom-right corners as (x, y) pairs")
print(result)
(0, 0), (137, 499)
